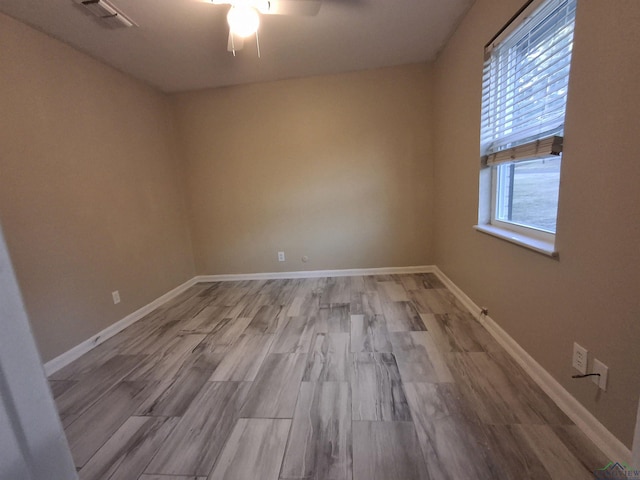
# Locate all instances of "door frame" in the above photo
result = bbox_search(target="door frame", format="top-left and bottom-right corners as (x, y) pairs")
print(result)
(0, 223), (77, 480)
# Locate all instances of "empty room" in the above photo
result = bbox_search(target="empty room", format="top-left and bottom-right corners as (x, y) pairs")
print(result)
(1, 0), (639, 479)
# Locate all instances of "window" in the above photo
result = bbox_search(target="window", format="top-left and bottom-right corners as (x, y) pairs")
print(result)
(476, 0), (577, 255)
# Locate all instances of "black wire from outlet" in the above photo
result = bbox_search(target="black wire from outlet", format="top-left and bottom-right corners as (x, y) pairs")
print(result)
(571, 373), (601, 379)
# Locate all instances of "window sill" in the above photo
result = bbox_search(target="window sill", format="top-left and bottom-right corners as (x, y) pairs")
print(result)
(474, 224), (559, 259)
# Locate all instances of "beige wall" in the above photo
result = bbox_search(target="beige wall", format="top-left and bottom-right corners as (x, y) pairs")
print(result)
(0, 13), (195, 362)
(432, 0), (640, 447)
(172, 65), (434, 274)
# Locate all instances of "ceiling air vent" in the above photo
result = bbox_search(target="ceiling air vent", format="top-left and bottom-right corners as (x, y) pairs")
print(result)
(75, 0), (136, 28)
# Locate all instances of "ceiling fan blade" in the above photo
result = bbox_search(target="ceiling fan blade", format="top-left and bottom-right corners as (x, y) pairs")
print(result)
(227, 31), (245, 52)
(266, 0), (322, 16)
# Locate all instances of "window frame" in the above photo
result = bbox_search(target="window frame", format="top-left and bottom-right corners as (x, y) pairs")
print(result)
(489, 160), (557, 245)
(475, 0), (576, 257)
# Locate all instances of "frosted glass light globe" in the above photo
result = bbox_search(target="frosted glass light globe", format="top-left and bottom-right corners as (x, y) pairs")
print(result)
(227, 6), (260, 37)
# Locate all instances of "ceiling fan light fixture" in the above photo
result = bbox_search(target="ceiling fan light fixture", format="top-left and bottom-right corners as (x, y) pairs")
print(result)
(253, 0), (271, 14)
(227, 6), (260, 37)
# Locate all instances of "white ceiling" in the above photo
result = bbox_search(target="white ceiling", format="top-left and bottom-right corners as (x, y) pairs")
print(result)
(0, 0), (475, 92)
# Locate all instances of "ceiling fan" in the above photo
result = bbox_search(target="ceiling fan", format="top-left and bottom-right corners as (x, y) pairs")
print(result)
(206, 0), (323, 55)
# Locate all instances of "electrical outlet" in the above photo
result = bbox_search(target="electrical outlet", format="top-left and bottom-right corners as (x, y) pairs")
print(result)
(277, 251), (285, 262)
(592, 359), (608, 390)
(572, 342), (588, 375)
(112, 290), (121, 304)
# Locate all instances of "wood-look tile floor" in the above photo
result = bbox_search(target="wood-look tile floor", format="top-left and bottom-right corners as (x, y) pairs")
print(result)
(49, 274), (609, 480)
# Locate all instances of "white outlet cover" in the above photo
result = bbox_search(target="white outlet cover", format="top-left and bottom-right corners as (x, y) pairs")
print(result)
(572, 342), (588, 375)
(592, 358), (608, 390)
(278, 251), (285, 262)
(112, 291), (121, 304)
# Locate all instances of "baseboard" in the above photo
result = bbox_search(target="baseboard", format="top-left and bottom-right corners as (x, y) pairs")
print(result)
(431, 266), (631, 464)
(43, 277), (198, 376)
(195, 265), (436, 282)
(633, 401), (640, 467)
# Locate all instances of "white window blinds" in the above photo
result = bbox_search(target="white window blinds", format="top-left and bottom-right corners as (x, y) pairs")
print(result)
(481, 0), (577, 164)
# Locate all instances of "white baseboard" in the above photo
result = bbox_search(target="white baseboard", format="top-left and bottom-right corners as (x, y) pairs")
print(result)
(195, 265), (436, 282)
(431, 266), (631, 464)
(633, 400), (640, 467)
(43, 277), (198, 376)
